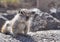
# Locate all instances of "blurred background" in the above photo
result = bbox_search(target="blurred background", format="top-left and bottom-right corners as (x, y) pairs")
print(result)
(0, 0), (60, 12)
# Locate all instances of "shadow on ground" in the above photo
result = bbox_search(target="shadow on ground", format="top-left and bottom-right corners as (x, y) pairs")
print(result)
(14, 34), (35, 42)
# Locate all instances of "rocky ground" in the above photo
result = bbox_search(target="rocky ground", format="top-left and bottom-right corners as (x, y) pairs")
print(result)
(0, 9), (60, 42)
(0, 30), (60, 42)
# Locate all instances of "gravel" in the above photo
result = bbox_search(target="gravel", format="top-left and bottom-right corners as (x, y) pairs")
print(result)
(0, 30), (60, 42)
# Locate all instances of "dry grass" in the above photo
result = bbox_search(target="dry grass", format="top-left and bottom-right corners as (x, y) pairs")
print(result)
(0, 0), (20, 3)
(0, 0), (21, 8)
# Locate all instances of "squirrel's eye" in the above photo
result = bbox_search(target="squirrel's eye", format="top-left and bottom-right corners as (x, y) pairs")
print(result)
(21, 11), (23, 14)
(31, 12), (35, 14)
(6, 24), (10, 27)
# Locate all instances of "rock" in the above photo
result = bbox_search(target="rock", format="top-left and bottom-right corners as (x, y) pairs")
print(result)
(0, 30), (60, 42)
(31, 30), (60, 42)
(31, 12), (60, 32)
(0, 33), (35, 42)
